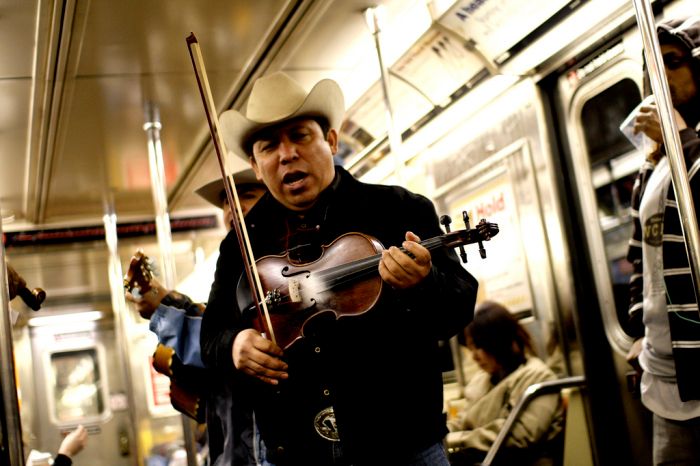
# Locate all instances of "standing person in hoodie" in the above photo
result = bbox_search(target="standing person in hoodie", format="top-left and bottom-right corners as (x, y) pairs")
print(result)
(625, 16), (700, 466)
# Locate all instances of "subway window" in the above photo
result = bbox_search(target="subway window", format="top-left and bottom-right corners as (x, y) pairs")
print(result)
(50, 349), (105, 422)
(581, 77), (643, 336)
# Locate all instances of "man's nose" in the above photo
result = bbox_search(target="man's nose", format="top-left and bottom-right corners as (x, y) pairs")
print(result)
(278, 139), (298, 162)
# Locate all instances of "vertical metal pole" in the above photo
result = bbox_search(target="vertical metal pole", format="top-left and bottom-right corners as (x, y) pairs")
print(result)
(631, 1), (700, 310)
(143, 103), (176, 288)
(0, 217), (25, 466)
(143, 103), (198, 466)
(364, 6), (405, 185)
(104, 211), (142, 465)
(449, 337), (466, 389)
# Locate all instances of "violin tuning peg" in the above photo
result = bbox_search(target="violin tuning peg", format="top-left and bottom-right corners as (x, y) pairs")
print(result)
(477, 218), (488, 259)
(439, 215), (452, 233)
(462, 211), (471, 230)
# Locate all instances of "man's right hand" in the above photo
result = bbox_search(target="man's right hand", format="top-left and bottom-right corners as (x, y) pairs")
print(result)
(633, 103), (688, 144)
(232, 328), (288, 385)
(58, 424), (88, 458)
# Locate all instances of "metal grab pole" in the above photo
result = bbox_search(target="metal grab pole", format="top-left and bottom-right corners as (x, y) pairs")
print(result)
(364, 6), (405, 185)
(143, 103), (198, 466)
(0, 217), (25, 466)
(103, 211), (142, 465)
(631, 0), (700, 311)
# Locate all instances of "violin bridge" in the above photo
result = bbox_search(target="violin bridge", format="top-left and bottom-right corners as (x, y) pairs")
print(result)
(288, 279), (302, 303)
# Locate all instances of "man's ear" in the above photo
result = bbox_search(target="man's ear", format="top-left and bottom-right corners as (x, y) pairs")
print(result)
(250, 156), (263, 180)
(327, 128), (339, 155)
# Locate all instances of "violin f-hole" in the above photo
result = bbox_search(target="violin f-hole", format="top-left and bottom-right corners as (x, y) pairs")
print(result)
(280, 266), (310, 278)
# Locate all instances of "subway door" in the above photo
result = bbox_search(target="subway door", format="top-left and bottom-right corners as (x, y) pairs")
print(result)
(553, 43), (652, 465)
(29, 315), (134, 465)
(420, 80), (584, 424)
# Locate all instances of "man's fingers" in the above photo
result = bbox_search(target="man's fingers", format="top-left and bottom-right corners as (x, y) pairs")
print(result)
(233, 329), (289, 383)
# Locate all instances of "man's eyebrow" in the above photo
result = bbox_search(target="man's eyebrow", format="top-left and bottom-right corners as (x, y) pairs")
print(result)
(255, 130), (277, 141)
(663, 50), (687, 58)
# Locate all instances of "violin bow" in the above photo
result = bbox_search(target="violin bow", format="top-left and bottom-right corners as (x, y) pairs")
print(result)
(186, 33), (276, 345)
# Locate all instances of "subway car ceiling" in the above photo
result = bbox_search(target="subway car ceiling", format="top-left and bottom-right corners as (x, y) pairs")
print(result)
(0, 0), (694, 311)
(0, 0), (678, 230)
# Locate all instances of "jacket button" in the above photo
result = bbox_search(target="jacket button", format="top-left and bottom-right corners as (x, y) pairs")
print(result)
(323, 389), (330, 396)
(314, 346), (321, 353)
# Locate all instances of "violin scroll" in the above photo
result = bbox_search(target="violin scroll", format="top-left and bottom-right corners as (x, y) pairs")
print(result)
(6, 262), (46, 311)
(440, 217), (499, 257)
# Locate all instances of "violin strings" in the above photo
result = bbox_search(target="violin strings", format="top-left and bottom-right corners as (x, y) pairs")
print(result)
(314, 236), (446, 290)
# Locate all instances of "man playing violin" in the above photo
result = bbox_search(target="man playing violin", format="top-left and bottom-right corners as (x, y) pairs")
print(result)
(201, 72), (480, 465)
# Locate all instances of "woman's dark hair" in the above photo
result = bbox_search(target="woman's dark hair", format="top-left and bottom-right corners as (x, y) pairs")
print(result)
(465, 301), (534, 375)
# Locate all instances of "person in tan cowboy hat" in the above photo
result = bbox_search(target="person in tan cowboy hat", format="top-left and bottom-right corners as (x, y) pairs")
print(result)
(126, 168), (268, 466)
(195, 167), (267, 229)
(201, 72), (480, 466)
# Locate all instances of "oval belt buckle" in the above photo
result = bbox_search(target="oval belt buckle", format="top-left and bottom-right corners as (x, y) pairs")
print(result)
(314, 406), (341, 441)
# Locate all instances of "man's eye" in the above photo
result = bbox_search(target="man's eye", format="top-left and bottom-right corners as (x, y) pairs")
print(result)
(664, 55), (689, 70)
(259, 142), (275, 152)
(291, 130), (311, 141)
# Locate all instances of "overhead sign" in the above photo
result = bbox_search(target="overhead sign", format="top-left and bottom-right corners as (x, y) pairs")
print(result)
(445, 170), (534, 313)
(3, 215), (218, 247)
(440, 0), (572, 61)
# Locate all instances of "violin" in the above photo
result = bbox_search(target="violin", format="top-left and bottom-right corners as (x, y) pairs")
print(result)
(239, 218), (499, 349)
(6, 262), (46, 311)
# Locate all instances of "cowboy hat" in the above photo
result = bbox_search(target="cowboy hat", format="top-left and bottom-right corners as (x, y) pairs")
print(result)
(195, 168), (263, 208)
(219, 72), (345, 160)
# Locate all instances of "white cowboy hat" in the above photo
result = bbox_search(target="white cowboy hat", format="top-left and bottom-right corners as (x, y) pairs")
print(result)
(219, 72), (345, 160)
(195, 168), (263, 208)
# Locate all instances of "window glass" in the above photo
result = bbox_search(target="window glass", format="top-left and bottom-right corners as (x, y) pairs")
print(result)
(51, 349), (104, 422)
(581, 78), (643, 336)
(582, 79), (641, 166)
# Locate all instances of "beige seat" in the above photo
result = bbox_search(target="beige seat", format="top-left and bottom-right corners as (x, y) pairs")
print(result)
(478, 376), (587, 466)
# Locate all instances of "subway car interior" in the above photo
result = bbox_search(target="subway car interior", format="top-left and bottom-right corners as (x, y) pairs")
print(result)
(1, 0), (699, 464)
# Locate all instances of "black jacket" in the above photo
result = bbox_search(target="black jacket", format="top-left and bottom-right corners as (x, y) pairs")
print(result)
(201, 167), (478, 465)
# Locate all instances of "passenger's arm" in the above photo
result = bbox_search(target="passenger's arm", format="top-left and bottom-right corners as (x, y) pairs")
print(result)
(53, 424), (87, 465)
(680, 128), (700, 213)
(446, 365), (559, 451)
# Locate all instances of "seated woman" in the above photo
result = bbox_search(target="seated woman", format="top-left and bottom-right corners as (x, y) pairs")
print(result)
(445, 301), (563, 466)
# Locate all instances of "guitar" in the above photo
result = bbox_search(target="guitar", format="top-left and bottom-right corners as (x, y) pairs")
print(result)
(123, 249), (207, 423)
(123, 249), (156, 298)
(152, 344), (207, 423)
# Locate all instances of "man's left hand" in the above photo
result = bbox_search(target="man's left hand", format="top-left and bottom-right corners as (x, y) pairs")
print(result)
(379, 231), (431, 289)
(125, 278), (168, 320)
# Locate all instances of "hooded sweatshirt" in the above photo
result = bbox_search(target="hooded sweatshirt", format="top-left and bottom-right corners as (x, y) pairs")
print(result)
(627, 16), (700, 404)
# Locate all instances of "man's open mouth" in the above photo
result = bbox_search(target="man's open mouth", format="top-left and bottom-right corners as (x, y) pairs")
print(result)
(283, 171), (307, 186)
